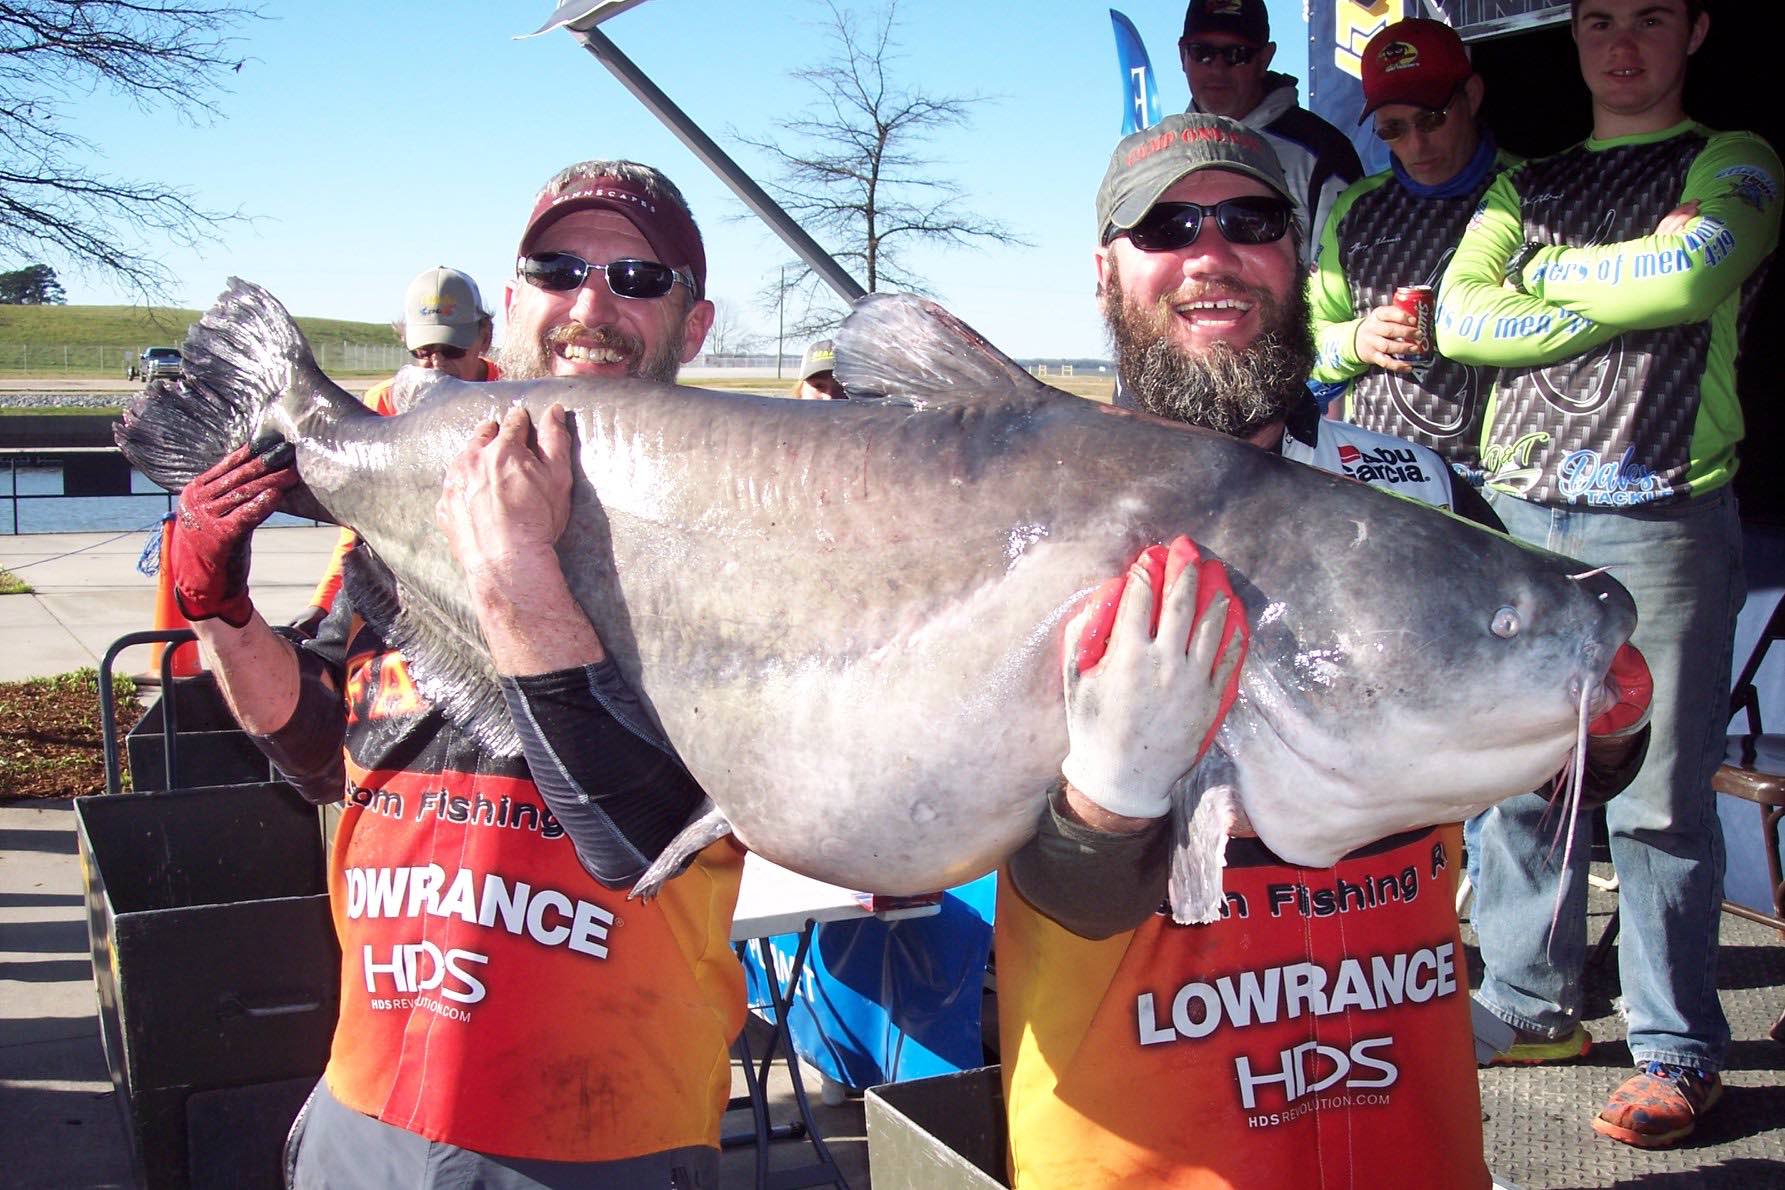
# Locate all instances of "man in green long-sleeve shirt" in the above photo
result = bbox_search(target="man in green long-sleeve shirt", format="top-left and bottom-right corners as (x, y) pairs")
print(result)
(1307, 17), (1518, 481)
(1437, 0), (1780, 1150)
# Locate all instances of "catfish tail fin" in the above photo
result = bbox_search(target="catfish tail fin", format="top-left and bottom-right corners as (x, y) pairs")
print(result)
(115, 278), (364, 520)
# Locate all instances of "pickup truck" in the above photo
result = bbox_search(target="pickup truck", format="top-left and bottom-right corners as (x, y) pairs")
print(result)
(128, 347), (182, 383)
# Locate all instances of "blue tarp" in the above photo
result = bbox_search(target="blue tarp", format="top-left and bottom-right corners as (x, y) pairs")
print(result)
(741, 874), (995, 1091)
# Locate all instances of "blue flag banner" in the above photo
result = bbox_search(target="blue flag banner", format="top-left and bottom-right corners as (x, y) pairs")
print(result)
(1110, 9), (1163, 134)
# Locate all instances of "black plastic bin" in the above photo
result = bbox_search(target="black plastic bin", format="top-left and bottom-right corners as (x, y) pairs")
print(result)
(865, 1065), (1009, 1188)
(125, 673), (274, 793)
(75, 781), (339, 1189)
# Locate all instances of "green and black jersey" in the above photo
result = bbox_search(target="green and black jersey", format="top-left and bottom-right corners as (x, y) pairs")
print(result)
(1308, 150), (1520, 474)
(1437, 121), (1780, 508)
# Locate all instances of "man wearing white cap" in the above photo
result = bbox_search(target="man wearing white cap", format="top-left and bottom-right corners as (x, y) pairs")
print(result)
(293, 266), (501, 634)
(399, 265), (500, 383)
(790, 338), (843, 399)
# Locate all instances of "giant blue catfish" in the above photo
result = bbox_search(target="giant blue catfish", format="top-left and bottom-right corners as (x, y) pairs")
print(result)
(117, 281), (1634, 921)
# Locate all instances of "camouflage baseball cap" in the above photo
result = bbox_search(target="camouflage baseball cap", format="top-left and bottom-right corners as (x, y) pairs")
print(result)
(1096, 113), (1293, 243)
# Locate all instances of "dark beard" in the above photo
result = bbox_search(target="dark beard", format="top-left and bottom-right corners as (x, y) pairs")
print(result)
(1100, 257), (1315, 439)
(497, 318), (684, 383)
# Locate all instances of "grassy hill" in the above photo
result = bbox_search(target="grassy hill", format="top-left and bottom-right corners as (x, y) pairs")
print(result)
(0, 304), (402, 377)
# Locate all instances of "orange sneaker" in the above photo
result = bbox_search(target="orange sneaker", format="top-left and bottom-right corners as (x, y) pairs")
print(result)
(1591, 1061), (1723, 1149)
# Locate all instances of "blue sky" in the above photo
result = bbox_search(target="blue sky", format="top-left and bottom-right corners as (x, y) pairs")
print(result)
(51, 1), (1313, 360)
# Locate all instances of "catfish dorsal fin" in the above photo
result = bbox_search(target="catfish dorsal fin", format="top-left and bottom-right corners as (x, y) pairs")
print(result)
(834, 292), (1067, 408)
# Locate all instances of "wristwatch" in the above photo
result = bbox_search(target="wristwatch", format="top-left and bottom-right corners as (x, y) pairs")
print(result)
(1503, 240), (1545, 294)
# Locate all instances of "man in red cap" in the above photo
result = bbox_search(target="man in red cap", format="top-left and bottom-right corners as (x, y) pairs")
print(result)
(1307, 18), (1517, 480)
(1178, 0), (1363, 266)
(163, 159), (743, 1187)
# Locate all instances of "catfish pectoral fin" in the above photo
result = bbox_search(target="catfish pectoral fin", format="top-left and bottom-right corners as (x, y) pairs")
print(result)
(1168, 751), (1240, 925)
(631, 799), (735, 901)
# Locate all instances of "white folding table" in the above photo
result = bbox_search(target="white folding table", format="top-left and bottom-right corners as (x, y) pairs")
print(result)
(726, 853), (942, 1189)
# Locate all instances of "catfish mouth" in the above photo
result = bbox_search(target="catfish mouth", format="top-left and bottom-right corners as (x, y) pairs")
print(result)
(1221, 649), (1600, 869)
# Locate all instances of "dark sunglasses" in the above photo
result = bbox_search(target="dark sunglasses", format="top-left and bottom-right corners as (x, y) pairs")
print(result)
(1181, 41), (1261, 67)
(517, 252), (694, 300)
(1374, 90), (1463, 142)
(1112, 196), (1293, 252)
(411, 344), (467, 361)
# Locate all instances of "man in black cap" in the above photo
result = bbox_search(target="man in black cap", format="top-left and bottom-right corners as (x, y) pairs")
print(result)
(1179, 0), (1363, 266)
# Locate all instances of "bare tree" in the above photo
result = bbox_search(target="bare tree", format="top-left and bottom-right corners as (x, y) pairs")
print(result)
(738, 0), (1026, 339)
(704, 298), (765, 358)
(0, 2), (260, 301)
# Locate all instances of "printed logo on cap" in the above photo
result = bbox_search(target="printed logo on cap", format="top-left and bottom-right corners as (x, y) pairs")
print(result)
(420, 295), (458, 318)
(1207, 0), (1245, 15)
(1378, 40), (1420, 73)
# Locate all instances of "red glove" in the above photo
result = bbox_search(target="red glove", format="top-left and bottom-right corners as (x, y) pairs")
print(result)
(171, 441), (299, 627)
(1587, 643), (1652, 739)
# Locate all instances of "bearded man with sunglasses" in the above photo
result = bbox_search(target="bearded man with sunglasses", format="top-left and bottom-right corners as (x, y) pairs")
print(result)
(1178, 0), (1362, 267)
(992, 113), (1501, 1189)
(1308, 19), (1517, 481)
(1438, 0), (1781, 1149)
(170, 159), (745, 1188)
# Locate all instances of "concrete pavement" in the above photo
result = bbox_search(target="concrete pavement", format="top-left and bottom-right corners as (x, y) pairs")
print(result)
(0, 526), (342, 683)
(0, 798), (135, 1189)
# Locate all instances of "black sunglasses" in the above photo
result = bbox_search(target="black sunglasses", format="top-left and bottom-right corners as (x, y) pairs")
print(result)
(517, 252), (694, 300)
(1374, 89), (1464, 142)
(1181, 41), (1261, 67)
(1112, 196), (1293, 252)
(411, 344), (467, 361)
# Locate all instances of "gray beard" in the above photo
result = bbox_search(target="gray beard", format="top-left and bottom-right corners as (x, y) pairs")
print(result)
(1101, 262), (1315, 439)
(497, 319), (684, 383)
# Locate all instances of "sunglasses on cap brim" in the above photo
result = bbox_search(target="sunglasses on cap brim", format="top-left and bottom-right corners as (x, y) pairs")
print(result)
(1107, 196), (1293, 252)
(517, 252), (695, 300)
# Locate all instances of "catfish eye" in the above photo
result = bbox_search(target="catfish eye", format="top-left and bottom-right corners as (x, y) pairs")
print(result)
(1491, 606), (1520, 639)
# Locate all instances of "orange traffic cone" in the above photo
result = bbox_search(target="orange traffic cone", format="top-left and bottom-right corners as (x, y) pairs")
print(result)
(146, 518), (202, 680)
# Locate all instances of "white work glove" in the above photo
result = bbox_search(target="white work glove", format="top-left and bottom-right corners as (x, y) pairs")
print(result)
(1060, 536), (1248, 819)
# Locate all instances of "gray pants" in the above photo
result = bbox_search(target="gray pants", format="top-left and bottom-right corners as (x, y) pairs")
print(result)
(286, 1079), (719, 1189)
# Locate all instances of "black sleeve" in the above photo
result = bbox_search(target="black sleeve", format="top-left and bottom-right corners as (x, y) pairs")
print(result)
(499, 660), (707, 889)
(1447, 473), (1505, 531)
(1584, 725), (1650, 805)
(1005, 780), (1171, 940)
(250, 642), (347, 805)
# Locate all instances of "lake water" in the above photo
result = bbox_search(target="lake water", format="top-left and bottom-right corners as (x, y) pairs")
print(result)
(1, 464), (317, 535)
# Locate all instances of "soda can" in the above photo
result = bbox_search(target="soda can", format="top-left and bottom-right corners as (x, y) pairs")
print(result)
(1393, 285), (1436, 369)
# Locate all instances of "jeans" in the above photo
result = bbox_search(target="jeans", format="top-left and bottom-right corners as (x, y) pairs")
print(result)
(1467, 485), (1742, 1071)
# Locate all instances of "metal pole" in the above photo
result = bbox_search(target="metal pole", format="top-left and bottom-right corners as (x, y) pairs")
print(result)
(776, 266), (785, 381)
(562, 24), (866, 306)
